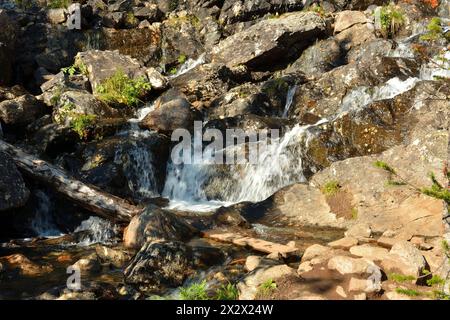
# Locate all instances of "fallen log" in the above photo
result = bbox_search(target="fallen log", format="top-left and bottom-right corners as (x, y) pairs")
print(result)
(202, 231), (299, 256)
(0, 139), (141, 222)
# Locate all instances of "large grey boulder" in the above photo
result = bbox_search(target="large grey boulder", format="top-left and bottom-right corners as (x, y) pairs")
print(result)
(0, 94), (47, 128)
(212, 11), (327, 69)
(74, 50), (148, 92)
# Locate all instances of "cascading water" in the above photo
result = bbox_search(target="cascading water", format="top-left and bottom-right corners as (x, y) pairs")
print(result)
(74, 216), (119, 246)
(282, 85), (297, 118)
(169, 53), (206, 78)
(114, 102), (160, 199)
(162, 119), (327, 211)
(30, 191), (62, 237)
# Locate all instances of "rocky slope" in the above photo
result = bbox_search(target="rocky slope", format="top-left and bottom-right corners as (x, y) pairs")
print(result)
(0, 0), (449, 300)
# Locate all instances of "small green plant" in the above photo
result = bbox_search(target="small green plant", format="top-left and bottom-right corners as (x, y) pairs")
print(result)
(257, 279), (277, 298)
(61, 60), (88, 76)
(125, 12), (138, 26)
(374, 160), (396, 174)
(215, 283), (239, 300)
(179, 281), (209, 300)
(426, 275), (445, 287)
(308, 4), (325, 17)
(321, 180), (341, 196)
(420, 17), (450, 42)
(421, 172), (450, 205)
(379, 4), (405, 38)
(70, 114), (97, 140)
(169, 67), (178, 75)
(395, 288), (421, 297)
(178, 54), (187, 64)
(47, 0), (71, 9)
(388, 273), (416, 283)
(96, 70), (151, 107)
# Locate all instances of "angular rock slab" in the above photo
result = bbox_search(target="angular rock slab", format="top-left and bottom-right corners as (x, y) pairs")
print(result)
(212, 11), (327, 69)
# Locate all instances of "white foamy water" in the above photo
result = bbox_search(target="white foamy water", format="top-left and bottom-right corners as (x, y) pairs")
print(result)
(31, 191), (63, 238)
(74, 216), (118, 246)
(282, 85), (297, 118)
(163, 119), (327, 211)
(169, 53), (206, 78)
(340, 77), (419, 114)
(420, 49), (450, 80)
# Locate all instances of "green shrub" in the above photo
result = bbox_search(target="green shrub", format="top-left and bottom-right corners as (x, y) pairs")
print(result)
(179, 281), (209, 300)
(388, 273), (416, 283)
(321, 180), (341, 196)
(70, 114), (97, 139)
(61, 60), (88, 76)
(96, 70), (151, 107)
(379, 4), (405, 38)
(395, 288), (421, 297)
(420, 17), (450, 42)
(426, 275), (445, 287)
(215, 283), (239, 300)
(421, 172), (450, 205)
(178, 54), (187, 64)
(256, 279), (277, 298)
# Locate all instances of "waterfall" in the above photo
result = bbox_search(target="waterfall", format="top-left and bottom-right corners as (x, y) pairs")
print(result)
(169, 53), (206, 78)
(31, 191), (62, 238)
(114, 102), (160, 199)
(282, 85), (297, 118)
(162, 119), (327, 211)
(339, 77), (419, 114)
(74, 216), (118, 246)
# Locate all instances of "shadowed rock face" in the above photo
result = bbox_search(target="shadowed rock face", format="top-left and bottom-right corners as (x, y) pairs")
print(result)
(0, 10), (17, 86)
(0, 151), (29, 212)
(212, 11), (328, 70)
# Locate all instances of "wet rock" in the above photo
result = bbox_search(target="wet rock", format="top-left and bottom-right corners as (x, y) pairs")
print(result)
(0, 94), (47, 129)
(0, 10), (17, 85)
(123, 240), (195, 291)
(283, 38), (343, 79)
(159, 12), (205, 68)
(139, 89), (201, 134)
(145, 67), (168, 90)
(0, 151), (30, 211)
(75, 50), (148, 92)
(95, 245), (132, 268)
(212, 11), (327, 69)
(212, 205), (250, 228)
(78, 132), (170, 201)
(57, 291), (96, 300)
(0, 254), (53, 276)
(72, 254), (102, 274)
(123, 205), (199, 249)
(381, 241), (428, 280)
